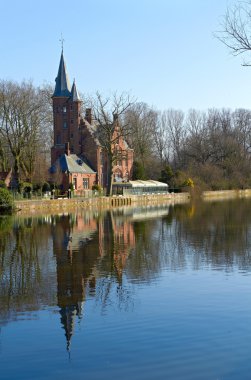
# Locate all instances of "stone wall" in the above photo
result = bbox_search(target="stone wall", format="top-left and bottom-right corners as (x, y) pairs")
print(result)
(15, 193), (190, 214)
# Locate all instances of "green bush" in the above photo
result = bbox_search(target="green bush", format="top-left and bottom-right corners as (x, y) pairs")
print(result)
(132, 161), (146, 180)
(42, 182), (51, 192)
(0, 188), (14, 211)
(159, 165), (174, 184)
(19, 181), (33, 193)
(0, 180), (7, 188)
(92, 184), (102, 192)
(69, 182), (74, 191)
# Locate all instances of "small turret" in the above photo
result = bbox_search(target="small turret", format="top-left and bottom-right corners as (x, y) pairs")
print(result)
(70, 80), (81, 102)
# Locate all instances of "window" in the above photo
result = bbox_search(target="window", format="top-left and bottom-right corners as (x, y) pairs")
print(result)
(63, 121), (67, 129)
(116, 148), (122, 166)
(83, 178), (89, 189)
(63, 106), (67, 113)
(73, 177), (77, 190)
(71, 119), (73, 124)
(56, 135), (61, 144)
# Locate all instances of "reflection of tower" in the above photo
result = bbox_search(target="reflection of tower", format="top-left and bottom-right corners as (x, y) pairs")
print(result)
(57, 247), (85, 351)
(52, 211), (137, 349)
(52, 213), (99, 350)
(111, 213), (135, 279)
(59, 303), (82, 351)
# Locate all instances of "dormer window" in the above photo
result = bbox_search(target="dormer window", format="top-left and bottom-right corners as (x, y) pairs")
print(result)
(63, 106), (67, 113)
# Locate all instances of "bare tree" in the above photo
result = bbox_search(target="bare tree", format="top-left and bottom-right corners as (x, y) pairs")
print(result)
(153, 111), (170, 167)
(216, 1), (251, 66)
(0, 81), (53, 186)
(232, 108), (251, 158)
(124, 102), (158, 176)
(162, 109), (186, 169)
(90, 92), (135, 196)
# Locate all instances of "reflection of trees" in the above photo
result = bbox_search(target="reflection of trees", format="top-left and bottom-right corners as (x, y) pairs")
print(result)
(125, 219), (164, 282)
(3, 201), (251, 349)
(167, 199), (251, 271)
(0, 216), (56, 324)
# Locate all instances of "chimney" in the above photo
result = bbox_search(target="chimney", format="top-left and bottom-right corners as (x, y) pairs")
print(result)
(113, 113), (119, 130)
(65, 142), (70, 156)
(85, 108), (92, 124)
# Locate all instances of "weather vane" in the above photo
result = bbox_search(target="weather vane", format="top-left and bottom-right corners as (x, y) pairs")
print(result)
(59, 33), (65, 51)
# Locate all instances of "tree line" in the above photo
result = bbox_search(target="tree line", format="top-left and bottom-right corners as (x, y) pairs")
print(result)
(125, 105), (251, 191)
(0, 79), (251, 192)
(0, 80), (53, 189)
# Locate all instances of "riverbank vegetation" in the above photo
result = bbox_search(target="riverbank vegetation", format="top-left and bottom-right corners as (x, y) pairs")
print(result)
(0, 80), (251, 194)
(0, 188), (14, 211)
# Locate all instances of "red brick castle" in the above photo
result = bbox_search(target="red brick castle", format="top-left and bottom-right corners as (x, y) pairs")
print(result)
(50, 50), (133, 194)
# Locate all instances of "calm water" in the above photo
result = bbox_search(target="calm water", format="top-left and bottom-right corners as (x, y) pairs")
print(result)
(1, 199), (251, 380)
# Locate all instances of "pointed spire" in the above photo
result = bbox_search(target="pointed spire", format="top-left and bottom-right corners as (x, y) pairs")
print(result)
(53, 51), (71, 97)
(70, 79), (81, 102)
(59, 305), (77, 351)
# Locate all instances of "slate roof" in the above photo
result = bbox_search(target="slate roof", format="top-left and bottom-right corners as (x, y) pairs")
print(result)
(53, 51), (71, 97)
(83, 118), (132, 150)
(51, 154), (95, 174)
(70, 80), (81, 102)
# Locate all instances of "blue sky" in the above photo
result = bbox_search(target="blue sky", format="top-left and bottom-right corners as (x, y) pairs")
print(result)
(0, 0), (249, 111)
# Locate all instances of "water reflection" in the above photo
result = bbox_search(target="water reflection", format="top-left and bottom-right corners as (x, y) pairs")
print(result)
(1, 199), (251, 350)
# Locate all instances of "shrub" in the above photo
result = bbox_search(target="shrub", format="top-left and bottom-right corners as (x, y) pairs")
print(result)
(182, 178), (194, 188)
(19, 181), (33, 193)
(42, 182), (51, 192)
(132, 161), (146, 180)
(159, 165), (174, 184)
(92, 184), (102, 192)
(0, 188), (14, 211)
(0, 180), (7, 189)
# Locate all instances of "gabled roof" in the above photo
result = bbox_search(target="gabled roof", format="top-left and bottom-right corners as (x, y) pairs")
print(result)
(82, 117), (132, 150)
(51, 154), (95, 174)
(53, 51), (71, 97)
(83, 119), (101, 146)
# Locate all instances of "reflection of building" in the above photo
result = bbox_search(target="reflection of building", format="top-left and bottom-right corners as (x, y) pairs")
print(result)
(112, 215), (135, 277)
(52, 213), (99, 350)
(52, 210), (137, 348)
(53, 207), (169, 349)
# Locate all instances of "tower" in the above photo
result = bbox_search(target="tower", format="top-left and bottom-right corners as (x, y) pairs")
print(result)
(51, 50), (82, 164)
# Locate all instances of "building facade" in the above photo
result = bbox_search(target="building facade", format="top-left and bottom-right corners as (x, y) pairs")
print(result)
(50, 51), (133, 194)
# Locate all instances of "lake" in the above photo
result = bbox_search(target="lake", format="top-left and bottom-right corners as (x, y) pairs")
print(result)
(1, 199), (251, 380)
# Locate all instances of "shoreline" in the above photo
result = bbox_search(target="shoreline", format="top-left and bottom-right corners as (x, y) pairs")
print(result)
(11, 189), (251, 215)
(202, 189), (251, 200)
(14, 193), (190, 214)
